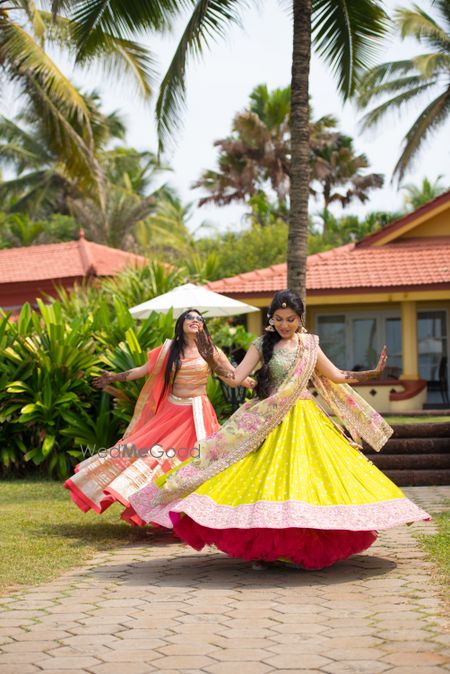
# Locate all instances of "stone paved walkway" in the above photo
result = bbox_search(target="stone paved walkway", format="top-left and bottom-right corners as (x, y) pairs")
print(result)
(0, 486), (449, 674)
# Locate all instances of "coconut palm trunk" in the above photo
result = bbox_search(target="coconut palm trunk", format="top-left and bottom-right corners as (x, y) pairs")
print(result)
(288, 0), (312, 299)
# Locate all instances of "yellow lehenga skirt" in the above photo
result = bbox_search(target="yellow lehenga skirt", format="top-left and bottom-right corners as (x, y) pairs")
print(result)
(130, 399), (430, 569)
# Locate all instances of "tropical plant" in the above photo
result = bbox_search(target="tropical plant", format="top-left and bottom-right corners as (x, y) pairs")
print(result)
(0, 0), (156, 209)
(0, 212), (80, 247)
(310, 133), (384, 233)
(54, 0), (389, 298)
(196, 219), (288, 280)
(308, 208), (402, 252)
(134, 191), (196, 257)
(192, 84), (291, 215)
(0, 276), (178, 477)
(0, 259), (254, 477)
(193, 84), (383, 233)
(0, 94), (125, 218)
(402, 175), (448, 209)
(358, 1), (450, 181)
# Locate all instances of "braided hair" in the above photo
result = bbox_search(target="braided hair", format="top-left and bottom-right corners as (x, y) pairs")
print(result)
(163, 308), (211, 392)
(254, 289), (305, 399)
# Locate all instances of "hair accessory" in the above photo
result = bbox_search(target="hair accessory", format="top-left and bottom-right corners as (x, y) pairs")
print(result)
(281, 302), (287, 308)
(265, 318), (276, 332)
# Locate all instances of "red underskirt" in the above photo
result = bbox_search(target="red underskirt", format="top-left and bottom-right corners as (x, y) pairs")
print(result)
(171, 513), (377, 570)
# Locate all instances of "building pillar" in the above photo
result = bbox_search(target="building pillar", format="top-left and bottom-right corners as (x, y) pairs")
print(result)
(246, 309), (263, 336)
(400, 301), (419, 379)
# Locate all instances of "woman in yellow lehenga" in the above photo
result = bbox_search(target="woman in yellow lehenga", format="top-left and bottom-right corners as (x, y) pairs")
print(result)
(129, 290), (430, 569)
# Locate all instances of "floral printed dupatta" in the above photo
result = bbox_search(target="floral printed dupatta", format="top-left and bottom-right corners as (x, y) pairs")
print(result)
(312, 373), (393, 453)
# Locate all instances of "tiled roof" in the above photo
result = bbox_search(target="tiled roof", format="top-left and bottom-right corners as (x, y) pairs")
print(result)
(206, 238), (450, 295)
(0, 232), (146, 284)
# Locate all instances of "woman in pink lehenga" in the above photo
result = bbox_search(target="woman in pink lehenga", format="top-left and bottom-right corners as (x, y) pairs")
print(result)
(64, 309), (252, 525)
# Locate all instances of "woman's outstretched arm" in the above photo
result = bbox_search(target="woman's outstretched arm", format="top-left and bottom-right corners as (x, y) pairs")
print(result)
(92, 362), (149, 389)
(315, 346), (388, 384)
(196, 331), (260, 388)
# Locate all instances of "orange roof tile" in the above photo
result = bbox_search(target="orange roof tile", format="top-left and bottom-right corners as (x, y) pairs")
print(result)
(206, 238), (450, 295)
(0, 233), (146, 284)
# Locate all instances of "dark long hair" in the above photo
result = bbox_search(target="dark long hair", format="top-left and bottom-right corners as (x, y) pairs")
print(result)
(163, 308), (211, 392)
(254, 289), (305, 399)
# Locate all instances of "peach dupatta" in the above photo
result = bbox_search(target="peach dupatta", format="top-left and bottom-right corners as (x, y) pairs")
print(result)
(122, 339), (173, 440)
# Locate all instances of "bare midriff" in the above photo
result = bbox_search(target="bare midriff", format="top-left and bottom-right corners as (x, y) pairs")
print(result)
(171, 356), (210, 399)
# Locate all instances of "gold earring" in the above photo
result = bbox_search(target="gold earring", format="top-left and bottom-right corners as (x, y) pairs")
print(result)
(265, 318), (276, 332)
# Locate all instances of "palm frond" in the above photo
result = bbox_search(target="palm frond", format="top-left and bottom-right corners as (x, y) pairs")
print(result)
(24, 75), (105, 203)
(36, 10), (157, 99)
(358, 59), (422, 105)
(413, 52), (450, 78)
(395, 6), (450, 52)
(312, 0), (389, 98)
(394, 88), (450, 181)
(156, 0), (244, 152)
(1, 22), (91, 125)
(359, 81), (437, 130)
(68, 0), (180, 48)
(0, 117), (51, 172)
(360, 74), (435, 108)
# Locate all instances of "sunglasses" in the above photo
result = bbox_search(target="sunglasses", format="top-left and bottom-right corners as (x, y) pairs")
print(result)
(184, 313), (205, 323)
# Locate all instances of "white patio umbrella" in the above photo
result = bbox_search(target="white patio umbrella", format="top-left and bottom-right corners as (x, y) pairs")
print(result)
(129, 283), (259, 319)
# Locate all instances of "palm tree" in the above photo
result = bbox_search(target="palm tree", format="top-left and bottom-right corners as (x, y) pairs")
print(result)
(193, 84), (381, 230)
(0, 92), (126, 217)
(310, 133), (384, 233)
(0, 0), (156, 201)
(358, 1), (450, 182)
(192, 84), (291, 214)
(402, 175), (448, 209)
(53, 0), (389, 298)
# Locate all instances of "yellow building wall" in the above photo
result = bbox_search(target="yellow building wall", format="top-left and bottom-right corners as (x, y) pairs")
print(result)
(401, 210), (450, 238)
(241, 295), (450, 411)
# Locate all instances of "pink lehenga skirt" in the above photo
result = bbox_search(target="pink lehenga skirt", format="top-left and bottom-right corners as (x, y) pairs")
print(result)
(64, 393), (219, 526)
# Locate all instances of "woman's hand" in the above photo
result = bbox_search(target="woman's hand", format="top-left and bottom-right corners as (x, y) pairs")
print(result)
(92, 371), (116, 389)
(342, 346), (388, 383)
(374, 346), (388, 377)
(195, 330), (217, 368)
(242, 377), (256, 390)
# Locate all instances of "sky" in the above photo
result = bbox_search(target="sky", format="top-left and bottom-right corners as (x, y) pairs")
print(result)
(3, 0), (449, 234)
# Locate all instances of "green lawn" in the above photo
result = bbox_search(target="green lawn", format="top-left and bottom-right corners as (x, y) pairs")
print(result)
(418, 510), (450, 603)
(0, 479), (151, 596)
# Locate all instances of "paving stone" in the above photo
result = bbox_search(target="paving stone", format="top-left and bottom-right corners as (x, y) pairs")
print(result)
(382, 652), (450, 666)
(263, 653), (332, 669)
(143, 655), (216, 669)
(0, 666), (41, 674)
(203, 664), (272, 674)
(384, 668), (450, 674)
(322, 662), (392, 673)
(0, 652), (49, 664)
(34, 656), (103, 670)
(89, 664), (154, 674)
(156, 643), (219, 655)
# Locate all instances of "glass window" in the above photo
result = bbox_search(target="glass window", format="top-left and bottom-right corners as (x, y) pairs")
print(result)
(385, 317), (402, 378)
(317, 315), (346, 368)
(418, 311), (448, 382)
(352, 318), (378, 369)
